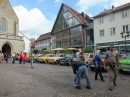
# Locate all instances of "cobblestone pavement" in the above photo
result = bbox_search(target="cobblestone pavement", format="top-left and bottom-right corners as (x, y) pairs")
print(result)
(0, 59), (130, 97)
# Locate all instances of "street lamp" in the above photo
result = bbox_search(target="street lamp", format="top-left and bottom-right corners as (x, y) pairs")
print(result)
(49, 42), (52, 53)
(120, 31), (130, 54)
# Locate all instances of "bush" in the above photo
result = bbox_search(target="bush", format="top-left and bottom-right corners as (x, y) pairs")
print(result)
(84, 46), (94, 53)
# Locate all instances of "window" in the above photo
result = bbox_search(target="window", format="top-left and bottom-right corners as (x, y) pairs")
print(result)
(122, 10), (128, 18)
(69, 26), (81, 35)
(99, 30), (104, 37)
(0, 20), (6, 32)
(109, 14), (114, 21)
(122, 25), (129, 33)
(62, 30), (68, 37)
(69, 36), (82, 45)
(98, 17), (103, 24)
(62, 39), (68, 46)
(2, 7), (5, 13)
(110, 27), (116, 35)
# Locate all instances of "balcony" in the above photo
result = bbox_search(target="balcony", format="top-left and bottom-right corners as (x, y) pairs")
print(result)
(0, 34), (23, 40)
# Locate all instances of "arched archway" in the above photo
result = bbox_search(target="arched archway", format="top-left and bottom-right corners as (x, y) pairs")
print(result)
(2, 43), (11, 54)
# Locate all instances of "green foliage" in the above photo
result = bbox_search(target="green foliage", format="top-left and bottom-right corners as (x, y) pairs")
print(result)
(42, 50), (50, 54)
(84, 46), (94, 53)
(42, 48), (47, 51)
(63, 47), (72, 54)
(33, 49), (39, 54)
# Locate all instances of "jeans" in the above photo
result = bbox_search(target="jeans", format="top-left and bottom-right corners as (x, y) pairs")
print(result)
(23, 60), (26, 64)
(12, 57), (16, 63)
(30, 59), (33, 68)
(76, 65), (91, 87)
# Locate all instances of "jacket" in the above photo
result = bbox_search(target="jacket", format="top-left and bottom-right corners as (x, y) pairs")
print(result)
(72, 61), (87, 74)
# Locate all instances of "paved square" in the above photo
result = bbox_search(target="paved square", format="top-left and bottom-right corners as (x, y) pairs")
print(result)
(0, 59), (130, 97)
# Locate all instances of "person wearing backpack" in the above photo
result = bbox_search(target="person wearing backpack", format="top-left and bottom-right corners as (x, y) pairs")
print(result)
(104, 44), (120, 91)
(93, 50), (105, 82)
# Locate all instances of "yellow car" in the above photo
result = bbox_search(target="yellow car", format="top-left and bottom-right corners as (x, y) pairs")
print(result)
(41, 54), (55, 63)
(48, 53), (65, 64)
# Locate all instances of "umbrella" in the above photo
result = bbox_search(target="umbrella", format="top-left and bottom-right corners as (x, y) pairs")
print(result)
(51, 48), (64, 51)
(68, 48), (78, 50)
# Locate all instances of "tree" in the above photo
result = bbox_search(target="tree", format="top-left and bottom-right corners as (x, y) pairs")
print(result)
(33, 49), (39, 54)
(42, 50), (50, 54)
(84, 46), (94, 53)
(42, 48), (47, 51)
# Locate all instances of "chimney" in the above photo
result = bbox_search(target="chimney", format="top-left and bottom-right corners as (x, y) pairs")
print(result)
(112, 5), (115, 10)
(104, 9), (106, 11)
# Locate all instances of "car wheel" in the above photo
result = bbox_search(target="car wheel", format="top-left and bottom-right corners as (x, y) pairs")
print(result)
(45, 60), (48, 63)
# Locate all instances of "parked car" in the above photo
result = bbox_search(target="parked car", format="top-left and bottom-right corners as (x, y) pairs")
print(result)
(119, 53), (130, 73)
(41, 54), (55, 63)
(84, 53), (95, 67)
(59, 54), (75, 65)
(89, 52), (106, 71)
(48, 53), (65, 64)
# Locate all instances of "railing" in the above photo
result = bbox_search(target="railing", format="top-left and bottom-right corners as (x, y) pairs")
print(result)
(0, 34), (23, 40)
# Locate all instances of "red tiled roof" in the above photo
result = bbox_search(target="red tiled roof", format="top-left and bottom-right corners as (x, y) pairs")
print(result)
(35, 32), (51, 42)
(93, 2), (130, 18)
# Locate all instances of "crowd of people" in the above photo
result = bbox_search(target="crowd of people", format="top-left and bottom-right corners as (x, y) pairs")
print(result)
(0, 51), (34, 68)
(72, 44), (120, 91)
(0, 44), (121, 91)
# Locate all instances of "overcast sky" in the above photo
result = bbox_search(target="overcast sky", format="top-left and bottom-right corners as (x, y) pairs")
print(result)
(9, 0), (130, 39)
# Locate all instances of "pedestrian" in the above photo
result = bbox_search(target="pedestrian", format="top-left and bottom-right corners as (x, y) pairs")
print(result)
(0, 51), (4, 63)
(104, 44), (120, 91)
(4, 53), (8, 63)
(93, 50), (105, 82)
(72, 61), (91, 90)
(72, 48), (91, 90)
(29, 51), (34, 68)
(23, 52), (27, 64)
(19, 51), (23, 64)
(12, 53), (16, 63)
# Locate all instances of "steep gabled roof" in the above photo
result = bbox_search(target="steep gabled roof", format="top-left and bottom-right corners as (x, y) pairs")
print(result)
(93, 2), (130, 18)
(64, 4), (93, 24)
(35, 32), (51, 42)
(51, 3), (93, 34)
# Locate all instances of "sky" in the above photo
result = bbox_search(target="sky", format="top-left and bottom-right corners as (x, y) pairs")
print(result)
(9, 0), (130, 39)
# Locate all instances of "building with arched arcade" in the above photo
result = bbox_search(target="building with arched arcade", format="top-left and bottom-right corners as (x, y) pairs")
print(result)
(0, 0), (26, 54)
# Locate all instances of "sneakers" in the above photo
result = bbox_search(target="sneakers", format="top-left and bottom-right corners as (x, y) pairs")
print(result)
(113, 81), (116, 86)
(75, 86), (81, 90)
(109, 86), (113, 91)
(86, 86), (91, 89)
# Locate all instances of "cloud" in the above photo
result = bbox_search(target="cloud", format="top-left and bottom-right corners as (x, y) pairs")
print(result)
(13, 5), (54, 39)
(55, 0), (62, 3)
(110, 0), (130, 7)
(76, 0), (109, 12)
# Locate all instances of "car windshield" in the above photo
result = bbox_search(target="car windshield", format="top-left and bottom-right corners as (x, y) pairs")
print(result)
(100, 53), (106, 58)
(84, 54), (89, 58)
(55, 54), (60, 57)
(126, 54), (130, 58)
(66, 54), (73, 57)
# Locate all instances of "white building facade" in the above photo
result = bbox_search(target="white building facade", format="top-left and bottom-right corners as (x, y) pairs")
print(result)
(19, 32), (30, 54)
(35, 32), (52, 51)
(93, 3), (130, 53)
